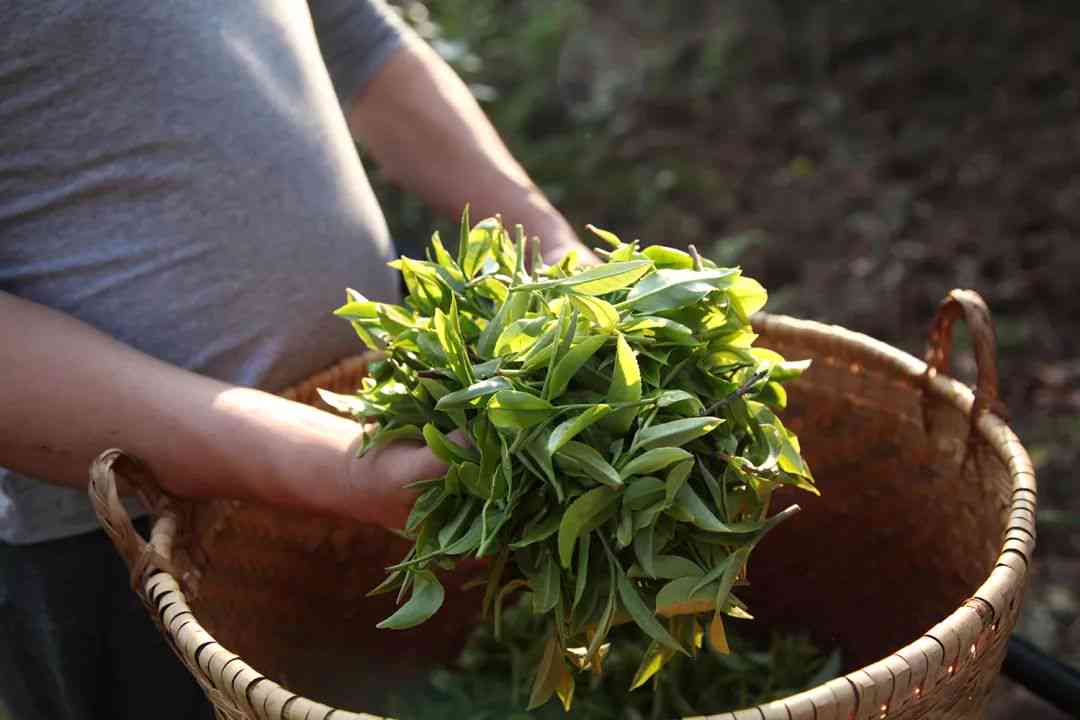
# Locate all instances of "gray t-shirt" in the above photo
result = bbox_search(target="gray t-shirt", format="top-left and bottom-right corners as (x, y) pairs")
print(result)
(0, 0), (410, 544)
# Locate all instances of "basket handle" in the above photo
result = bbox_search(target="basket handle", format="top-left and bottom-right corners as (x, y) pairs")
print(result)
(89, 448), (179, 590)
(924, 288), (1008, 421)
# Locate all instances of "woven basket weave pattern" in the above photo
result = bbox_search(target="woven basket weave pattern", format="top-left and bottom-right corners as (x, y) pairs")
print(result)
(88, 290), (1035, 720)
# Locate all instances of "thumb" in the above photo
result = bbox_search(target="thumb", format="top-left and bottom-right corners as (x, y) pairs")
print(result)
(349, 440), (447, 528)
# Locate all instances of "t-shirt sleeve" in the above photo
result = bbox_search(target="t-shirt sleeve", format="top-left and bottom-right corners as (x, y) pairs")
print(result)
(307, 0), (415, 106)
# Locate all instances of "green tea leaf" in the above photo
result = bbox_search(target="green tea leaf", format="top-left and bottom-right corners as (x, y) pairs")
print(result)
(655, 576), (717, 617)
(477, 291), (529, 359)
(392, 257), (449, 314)
(558, 487), (620, 568)
(540, 303), (577, 399)
(755, 380), (788, 409)
(428, 231), (464, 281)
(651, 554), (705, 580)
(422, 423), (478, 465)
(689, 551), (739, 597)
(713, 546), (750, 612)
(518, 315), (562, 369)
(623, 476), (665, 510)
(510, 511), (561, 549)
(586, 575), (618, 664)
(513, 260), (653, 296)
(333, 293), (379, 321)
(664, 459), (694, 507)
(620, 447), (693, 479)
(586, 224), (623, 247)
(671, 483), (733, 532)
(620, 268), (739, 313)
(633, 416), (723, 451)
(569, 293), (620, 331)
(438, 497), (476, 547)
(433, 299), (474, 385)
(769, 358), (813, 382)
(405, 485), (446, 534)
(462, 216), (498, 279)
(547, 335), (607, 400)
(340, 217), (819, 703)
(546, 405), (612, 457)
(316, 389), (377, 418)
(435, 377), (513, 410)
(642, 245), (694, 269)
(555, 441), (623, 489)
(616, 506), (634, 548)
(524, 430), (558, 492)
(728, 275), (768, 320)
(456, 204), (470, 266)
(615, 568), (685, 654)
(494, 317), (548, 357)
(458, 461), (489, 500)
(622, 316), (696, 342)
(571, 532), (592, 613)
(377, 302), (419, 335)
(488, 390), (555, 430)
(377, 571), (445, 630)
(604, 334), (641, 434)
(531, 550), (562, 614)
(442, 513), (484, 555)
(632, 522), (657, 578)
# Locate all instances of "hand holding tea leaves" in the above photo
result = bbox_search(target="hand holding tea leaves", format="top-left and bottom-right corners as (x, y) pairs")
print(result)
(329, 211), (816, 711)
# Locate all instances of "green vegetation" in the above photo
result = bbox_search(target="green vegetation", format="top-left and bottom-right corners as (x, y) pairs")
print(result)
(386, 598), (842, 719)
(330, 214), (815, 711)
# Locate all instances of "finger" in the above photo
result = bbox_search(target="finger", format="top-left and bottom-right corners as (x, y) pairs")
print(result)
(347, 441), (446, 527)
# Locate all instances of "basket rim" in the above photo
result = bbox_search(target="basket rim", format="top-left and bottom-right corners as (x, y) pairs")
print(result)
(119, 311), (1038, 720)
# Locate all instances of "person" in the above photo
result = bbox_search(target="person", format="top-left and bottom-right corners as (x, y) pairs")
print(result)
(0, 1), (594, 717)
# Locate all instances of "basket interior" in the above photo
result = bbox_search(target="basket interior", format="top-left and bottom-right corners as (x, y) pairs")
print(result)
(171, 329), (1013, 712)
(744, 332), (1010, 670)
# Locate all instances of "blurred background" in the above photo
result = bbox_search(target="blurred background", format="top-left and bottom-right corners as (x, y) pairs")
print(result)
(367, 1), (1079, 716)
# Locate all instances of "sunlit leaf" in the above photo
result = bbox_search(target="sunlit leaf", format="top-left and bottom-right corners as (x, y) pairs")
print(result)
(546, 405), (612, 457)
(604, 334), (641, 434)
(514, 260), (653, 296)
(633, 416), (724, 451)
(558, 486), (620, 568)
(620, 268), (739, 313)
(487, 390), (555, 430)
(435, 377), (513, 410)
(547, 335), (607, 400)
(620, 447), (693, 479)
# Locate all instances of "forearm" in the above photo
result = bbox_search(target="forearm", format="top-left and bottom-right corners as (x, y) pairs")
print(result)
(348, 40), (584, 261)
(0, 292), (378, 521)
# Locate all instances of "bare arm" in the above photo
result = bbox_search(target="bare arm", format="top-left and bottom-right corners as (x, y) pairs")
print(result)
(348, 39), (595, 264)
(0, 291), (442, 528)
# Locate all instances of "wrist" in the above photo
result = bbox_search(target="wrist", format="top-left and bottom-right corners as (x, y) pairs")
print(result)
(180, 388), (364, 518)
(497, 195), (586, 263)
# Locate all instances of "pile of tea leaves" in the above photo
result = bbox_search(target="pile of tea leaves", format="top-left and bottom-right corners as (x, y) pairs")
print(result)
(384, 599), (842, 720)
(328, 212), (817, 711)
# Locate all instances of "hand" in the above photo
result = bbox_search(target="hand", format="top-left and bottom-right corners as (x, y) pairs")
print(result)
(528, 212), (601, 267)
(341, 433), (449, 530)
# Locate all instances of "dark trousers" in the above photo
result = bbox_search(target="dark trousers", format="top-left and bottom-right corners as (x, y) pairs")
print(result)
(0, 521), (214, 719)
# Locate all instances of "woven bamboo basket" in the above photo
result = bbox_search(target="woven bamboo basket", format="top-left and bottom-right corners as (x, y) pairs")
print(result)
(89, 289), (1036, 720)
